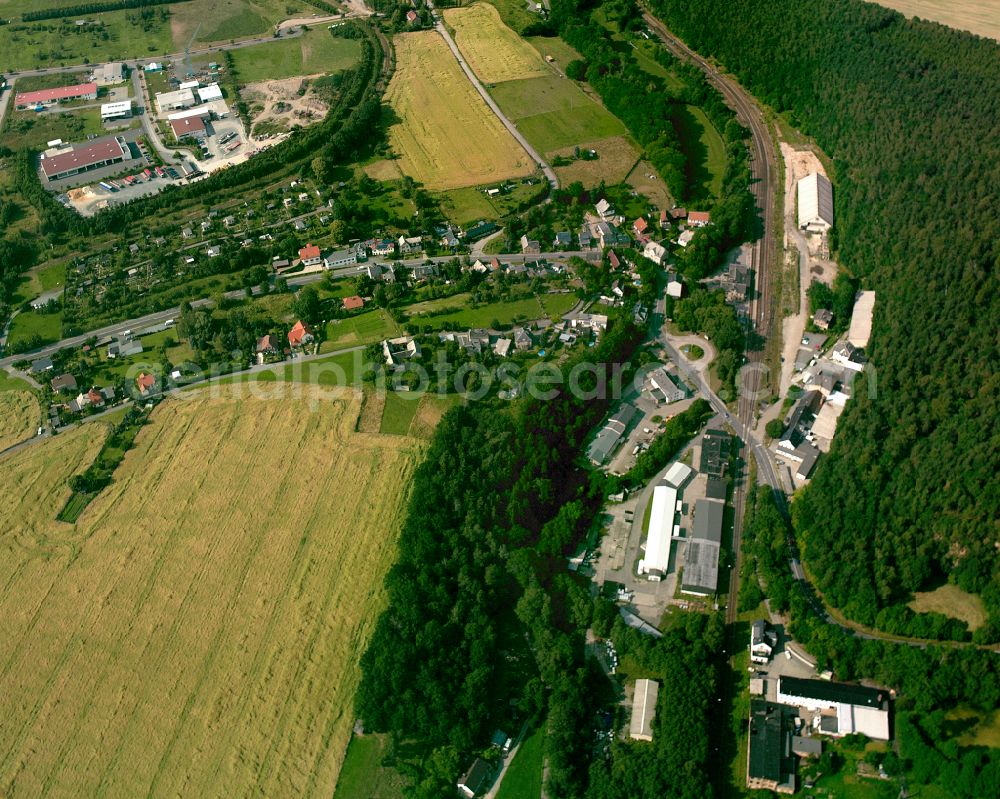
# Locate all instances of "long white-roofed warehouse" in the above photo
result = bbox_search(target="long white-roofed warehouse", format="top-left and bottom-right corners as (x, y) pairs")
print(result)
(629, 679), (659, 741)
(797, 172), (834, 232)
(639, 484), (679, 581)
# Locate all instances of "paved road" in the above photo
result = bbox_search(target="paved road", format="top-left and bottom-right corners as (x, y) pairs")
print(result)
(642, 10), (778, 639)
(430, 5), (559, 191)
(0, 251), (596, 368)
(3, 8), (373, 80)
(643, 10), (997, 654)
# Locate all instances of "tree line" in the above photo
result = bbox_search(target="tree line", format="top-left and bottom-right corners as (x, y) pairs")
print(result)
(22, 0), (187, 22)
(647, 0), (1000, 640)
(356, 316), (661, 797)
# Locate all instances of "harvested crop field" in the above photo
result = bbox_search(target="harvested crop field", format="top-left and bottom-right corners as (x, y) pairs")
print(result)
(385, 31), (534, 191)
(0, 387), (425, 798)
(0, 390), (39, 452)
(444, 3), (549, 83)
(874, 1), (1000, 42)
(551, 135), (640, 186)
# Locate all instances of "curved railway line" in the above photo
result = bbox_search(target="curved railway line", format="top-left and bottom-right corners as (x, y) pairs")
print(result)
(643, 10), (994, 655)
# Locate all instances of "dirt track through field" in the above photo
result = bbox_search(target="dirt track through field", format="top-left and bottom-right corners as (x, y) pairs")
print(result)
(0, 388), (423, 798)
(385, 31), (534, 190)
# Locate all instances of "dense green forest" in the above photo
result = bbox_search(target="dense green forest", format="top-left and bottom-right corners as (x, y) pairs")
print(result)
(646, 0), (1000, 639)
(356, 318), (647, 795)
(585, 612), (725, 799)
(742, 486), (1000, 794)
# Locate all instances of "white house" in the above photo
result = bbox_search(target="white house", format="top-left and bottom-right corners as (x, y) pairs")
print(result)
(643, 240), (667, 265)
(298, 243), (322, 267)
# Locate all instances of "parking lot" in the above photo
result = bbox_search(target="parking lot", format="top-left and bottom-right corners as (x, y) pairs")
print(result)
(196, 116), (249, 171)
(751, 621), (818, 702)
(593, 427), (715, 628)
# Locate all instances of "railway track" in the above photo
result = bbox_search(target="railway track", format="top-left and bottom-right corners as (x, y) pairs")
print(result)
(642, 11), (779, 630)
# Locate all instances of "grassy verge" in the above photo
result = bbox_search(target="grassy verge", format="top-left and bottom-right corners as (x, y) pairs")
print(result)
(56, 406), (148, 523)
(379, 390), (421, 435)
(495, 724), (545, 799)
(333, 733), (408, 799)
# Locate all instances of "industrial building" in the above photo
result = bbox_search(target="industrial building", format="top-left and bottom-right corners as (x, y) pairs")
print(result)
(747, 700), (797, 793)
(797, 172), (834, 232)
(777, 676), (891, 740)
(100, 100), (133, 121)
(155, 87), (196, 114)
(169, 115), (207, 141)
(640, 484), (679, 580)
(847, 290), (876, 348)
(629, 679), (660, 741)
(39, 136), (131, 182)
(16, 81), (97, 109)
(456, 758), (492, 798)
(648, 366), (685, 404)
(699, 429), (731, 476)
(587, 403), (637, 465)
(324, 249), (358, 269)
(197, 83), (223, 103)
(96, 62), (125, 85)
(664, 461), (692, 488)
(681, 498), (724, 596)
(750, 620), (778, 664)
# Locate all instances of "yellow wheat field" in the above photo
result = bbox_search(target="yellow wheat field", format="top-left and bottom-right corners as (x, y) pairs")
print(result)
(875, 1), (1000, 41)
(443, 3), (549, 83)
(0, 390), (40, 452)
(0, 387), (423, 799)
(385, 31), (534, 191)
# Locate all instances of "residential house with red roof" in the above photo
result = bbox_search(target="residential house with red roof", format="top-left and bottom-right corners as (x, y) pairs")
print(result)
(287, 320), (314, 348)
(343, 295), (365, 311)
(298, 243), (322, 267)
(688, 210), (712, 227)
(136, 372), (157, 396)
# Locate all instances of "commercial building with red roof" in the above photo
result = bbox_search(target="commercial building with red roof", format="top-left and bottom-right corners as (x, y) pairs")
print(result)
(16, 82), (97, 109)
(40, 136), (131, 181)
(169, 115), (207, 141)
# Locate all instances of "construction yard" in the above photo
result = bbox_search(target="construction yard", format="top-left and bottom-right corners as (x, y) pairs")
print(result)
(384, 31), (534, 190)
(778, 142), (839, 395)
(0, 387), (425, 798)
(242, 75), (330, 139)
